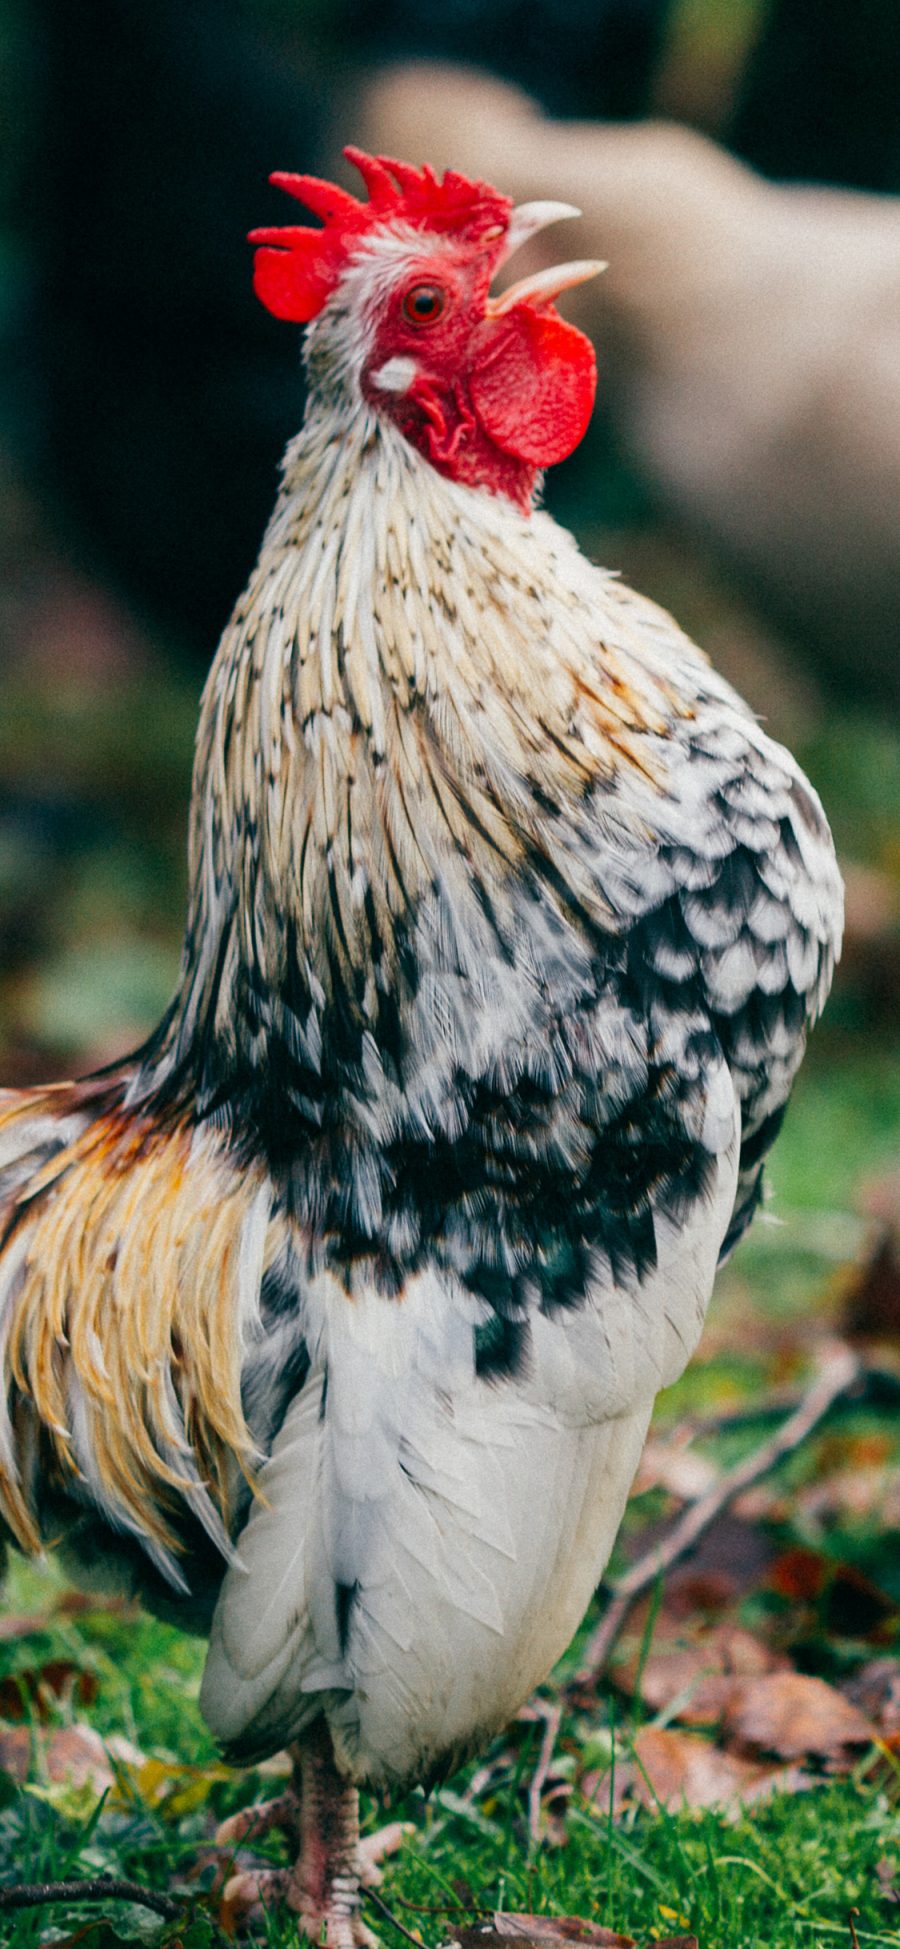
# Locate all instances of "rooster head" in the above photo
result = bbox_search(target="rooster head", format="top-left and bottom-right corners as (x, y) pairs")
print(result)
(249, 147), (604, 506)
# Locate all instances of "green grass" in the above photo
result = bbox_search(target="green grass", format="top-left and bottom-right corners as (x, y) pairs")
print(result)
(385, 1779), (900, 1949)
(1, 1548), (898, 1948)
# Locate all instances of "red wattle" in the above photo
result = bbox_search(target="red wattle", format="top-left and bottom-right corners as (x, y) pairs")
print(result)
(469, 308), (597, 468)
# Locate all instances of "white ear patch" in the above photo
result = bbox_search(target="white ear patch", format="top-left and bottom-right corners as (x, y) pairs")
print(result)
(372, 356), (418, 394)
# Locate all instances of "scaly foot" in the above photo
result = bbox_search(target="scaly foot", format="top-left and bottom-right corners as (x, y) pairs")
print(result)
(216, 1732), (411, 1935)
(220, 1863), (377, 1946)
(218, 1826), (411, 1931)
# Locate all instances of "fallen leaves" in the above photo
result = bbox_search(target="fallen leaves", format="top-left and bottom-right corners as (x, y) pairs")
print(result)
(721, 1672), (877, 1763)
(584, 1724), (810, 1819)
(600, 1577), (888, 1818)
(0, 1721), (141, 1795)
(454, 1916), (635, 1947)
(0, 1655), (98, 1720)
(579, 1314), (898, 1830)
(613, 1618), (788, 1725)
(448, 1914), (697, 1949)
(765, 1546), (898, 1640)
(581, 1663), (885, 1822)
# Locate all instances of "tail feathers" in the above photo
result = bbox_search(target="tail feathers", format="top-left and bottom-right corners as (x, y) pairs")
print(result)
(0, 1079), (276, 1584)
(0, 1088), (90, 1549)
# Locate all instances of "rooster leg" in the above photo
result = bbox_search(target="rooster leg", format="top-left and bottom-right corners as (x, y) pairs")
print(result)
(220, 1725), (406, 1942)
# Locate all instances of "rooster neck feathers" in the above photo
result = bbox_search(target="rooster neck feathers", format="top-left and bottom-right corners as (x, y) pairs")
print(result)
(155, 409), (695, 1113)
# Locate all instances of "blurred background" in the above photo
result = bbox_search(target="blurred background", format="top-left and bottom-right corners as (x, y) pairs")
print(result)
(0, 0), (898, 1409)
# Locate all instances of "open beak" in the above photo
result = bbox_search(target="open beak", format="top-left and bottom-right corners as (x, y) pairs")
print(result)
(488, 200), (606, 315)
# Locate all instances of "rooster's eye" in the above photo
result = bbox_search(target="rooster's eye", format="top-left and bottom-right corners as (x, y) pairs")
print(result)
(402, 283), (447, 325)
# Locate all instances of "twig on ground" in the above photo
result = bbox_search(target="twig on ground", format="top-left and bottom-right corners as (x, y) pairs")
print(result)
(527, 1700), (562, 1846)
(366, 1883), (434, 1947)
(571, 1340), (861, 1691)
(674, 1358), (887, 1442)
(674, 1388), (804, 1438)
(0, 1875), (180, 1920)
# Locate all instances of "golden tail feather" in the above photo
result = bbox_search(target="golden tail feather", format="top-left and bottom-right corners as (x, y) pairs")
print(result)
(0, 1079), (276, 1568)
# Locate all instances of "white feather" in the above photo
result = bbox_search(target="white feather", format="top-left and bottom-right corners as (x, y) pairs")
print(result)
(201, 1078), (739, 1783)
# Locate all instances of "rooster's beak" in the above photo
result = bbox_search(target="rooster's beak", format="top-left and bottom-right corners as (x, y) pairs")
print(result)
(489, 201), (606, 315)
(487, 259), (607, 316)
(500, 200), (583, 261)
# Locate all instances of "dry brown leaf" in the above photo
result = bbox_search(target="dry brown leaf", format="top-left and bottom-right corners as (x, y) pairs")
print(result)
(614, 1618), (786, 1724)
(0, 1656), (98, 1720)
(450, 1919), (634, 1949)
(0, 1719), (142, 1789)
(583, 1725), (809, 1818)
(722, 1671), (877, 1762)
(494, 1918), (633, 1945)
(628, 1726), (765, 1811)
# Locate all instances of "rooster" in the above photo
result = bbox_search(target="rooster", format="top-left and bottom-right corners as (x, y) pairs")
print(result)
(0, 149), (841, 1939)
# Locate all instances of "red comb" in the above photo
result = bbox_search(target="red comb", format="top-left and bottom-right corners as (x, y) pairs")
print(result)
(249, 146), (513, 323)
